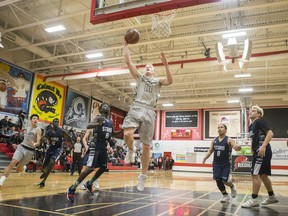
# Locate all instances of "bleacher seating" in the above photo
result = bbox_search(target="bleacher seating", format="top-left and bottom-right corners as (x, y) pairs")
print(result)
(1, 143), (138, 172)
(107, 161), (138, 171)
(0, 143), (14, 158)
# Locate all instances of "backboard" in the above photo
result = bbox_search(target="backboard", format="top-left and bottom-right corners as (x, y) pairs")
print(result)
(90, 0), (221, 25)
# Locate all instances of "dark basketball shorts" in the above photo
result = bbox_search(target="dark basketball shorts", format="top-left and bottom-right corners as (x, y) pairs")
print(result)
(251, 147), (272, 175)
(42, 147), (63, 167)
(86, 150), (108, 168)
(213, 163), (231, 182)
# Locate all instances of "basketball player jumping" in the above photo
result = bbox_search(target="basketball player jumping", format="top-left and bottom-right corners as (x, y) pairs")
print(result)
(123, 41), (173, 191)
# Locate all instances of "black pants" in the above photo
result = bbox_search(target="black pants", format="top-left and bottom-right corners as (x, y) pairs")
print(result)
(71, 152), (82, 175)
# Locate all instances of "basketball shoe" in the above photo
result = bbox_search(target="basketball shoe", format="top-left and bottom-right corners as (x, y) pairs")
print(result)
(124, 150), (135, 164)
(37, 182), (45, 188)
(137, 174), (148, 191)
(231, 183), (237, 198)
(67, 187), (75, 202)
(261, 196), (279, 205)
(241, 198), (259, 208)
(84, 181), (94, 195)
(220, 195), (230, 203)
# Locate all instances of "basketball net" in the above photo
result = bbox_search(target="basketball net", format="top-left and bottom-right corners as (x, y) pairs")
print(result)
(151, 10), (176, 38)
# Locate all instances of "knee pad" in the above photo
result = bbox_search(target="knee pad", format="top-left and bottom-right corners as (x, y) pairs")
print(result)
(216, 179), (226, 191)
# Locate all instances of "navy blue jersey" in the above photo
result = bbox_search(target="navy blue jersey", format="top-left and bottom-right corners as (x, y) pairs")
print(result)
(213, 136), (231, 164)
(46, 127), (63, 150)
(249, 118), (271, 151)
(92, 117), (113, 151)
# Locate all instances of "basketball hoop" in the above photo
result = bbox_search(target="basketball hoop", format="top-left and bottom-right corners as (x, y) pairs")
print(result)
(151, 10), (176, 38)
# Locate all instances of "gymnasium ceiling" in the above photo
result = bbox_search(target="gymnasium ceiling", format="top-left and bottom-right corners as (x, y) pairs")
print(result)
(0, 0), (288, 111)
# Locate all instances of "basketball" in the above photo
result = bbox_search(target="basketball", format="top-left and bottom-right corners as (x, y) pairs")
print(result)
(124, 29), (140, 44)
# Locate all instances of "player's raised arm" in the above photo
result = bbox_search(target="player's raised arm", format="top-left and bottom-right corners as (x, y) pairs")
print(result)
(124, 41), (140, 80)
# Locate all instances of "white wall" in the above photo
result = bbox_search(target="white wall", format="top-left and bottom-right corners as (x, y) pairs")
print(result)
(151, 139), (288, 175)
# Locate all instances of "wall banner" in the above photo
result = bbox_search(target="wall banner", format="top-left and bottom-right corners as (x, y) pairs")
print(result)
(63, 88), (90, 129)
(209, 110), (241, 137)
(194, 147), (209, 152)
(232, 155), (253, 173)
(0, 59), (33, 114)
(90, 99), (102, 121)
(175, 154), (186, 163)
(272, 148), (288, 160)
(31, 75), (65, 123)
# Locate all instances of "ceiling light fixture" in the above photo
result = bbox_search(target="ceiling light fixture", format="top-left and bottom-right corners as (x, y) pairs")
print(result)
(86, 53), (103, 59)
(162, 103), (174, 107)
(238, 88), (253, 92)
(227, 100), (240, 103)
(227, 37), (237, 45)
(44, 68), (130, 82)
(234, 73), (251, 78)
(45, 25), (66, 33)
(222, 31), (246, 39)
(64, 73), (97, 80)
(97, 69), (128, 77)
(130, 82), (136, 86)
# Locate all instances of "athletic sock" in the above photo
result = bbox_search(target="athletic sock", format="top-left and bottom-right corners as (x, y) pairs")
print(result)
(252, 194), (258, 199)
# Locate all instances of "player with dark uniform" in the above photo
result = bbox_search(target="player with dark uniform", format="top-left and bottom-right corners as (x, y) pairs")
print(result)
(241, 105), (279, 208)
(38, 118), (72, 188)
(203, 123), (241, 203)
(67, 103), (121, 202)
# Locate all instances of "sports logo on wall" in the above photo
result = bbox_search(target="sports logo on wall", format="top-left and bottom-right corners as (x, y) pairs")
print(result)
(36, 90), (58, 113)
(63, 88), (90, 129)
(31, 75), (65, 123)
(232, 155), (253, 173)
(0, 59), (33, 114)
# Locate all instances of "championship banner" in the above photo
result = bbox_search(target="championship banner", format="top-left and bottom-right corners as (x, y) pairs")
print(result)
(110, 106), (125, 131)
(209, 110), (241, 137)
(31, 75), (66, 124)
(63, 88), (90, 129)
(90, 99), (102, 121)
(110, 106), (125, 139)
(0, 59), (33, 114)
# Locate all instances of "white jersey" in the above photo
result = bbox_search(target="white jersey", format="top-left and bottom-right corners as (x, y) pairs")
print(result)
(134, 75), (161, 108)
(73, 142), (82, 153)
(22, 126), (38, 149)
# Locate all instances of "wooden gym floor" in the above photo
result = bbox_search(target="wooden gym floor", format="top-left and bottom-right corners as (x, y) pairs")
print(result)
(0, 171), (287, 216)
